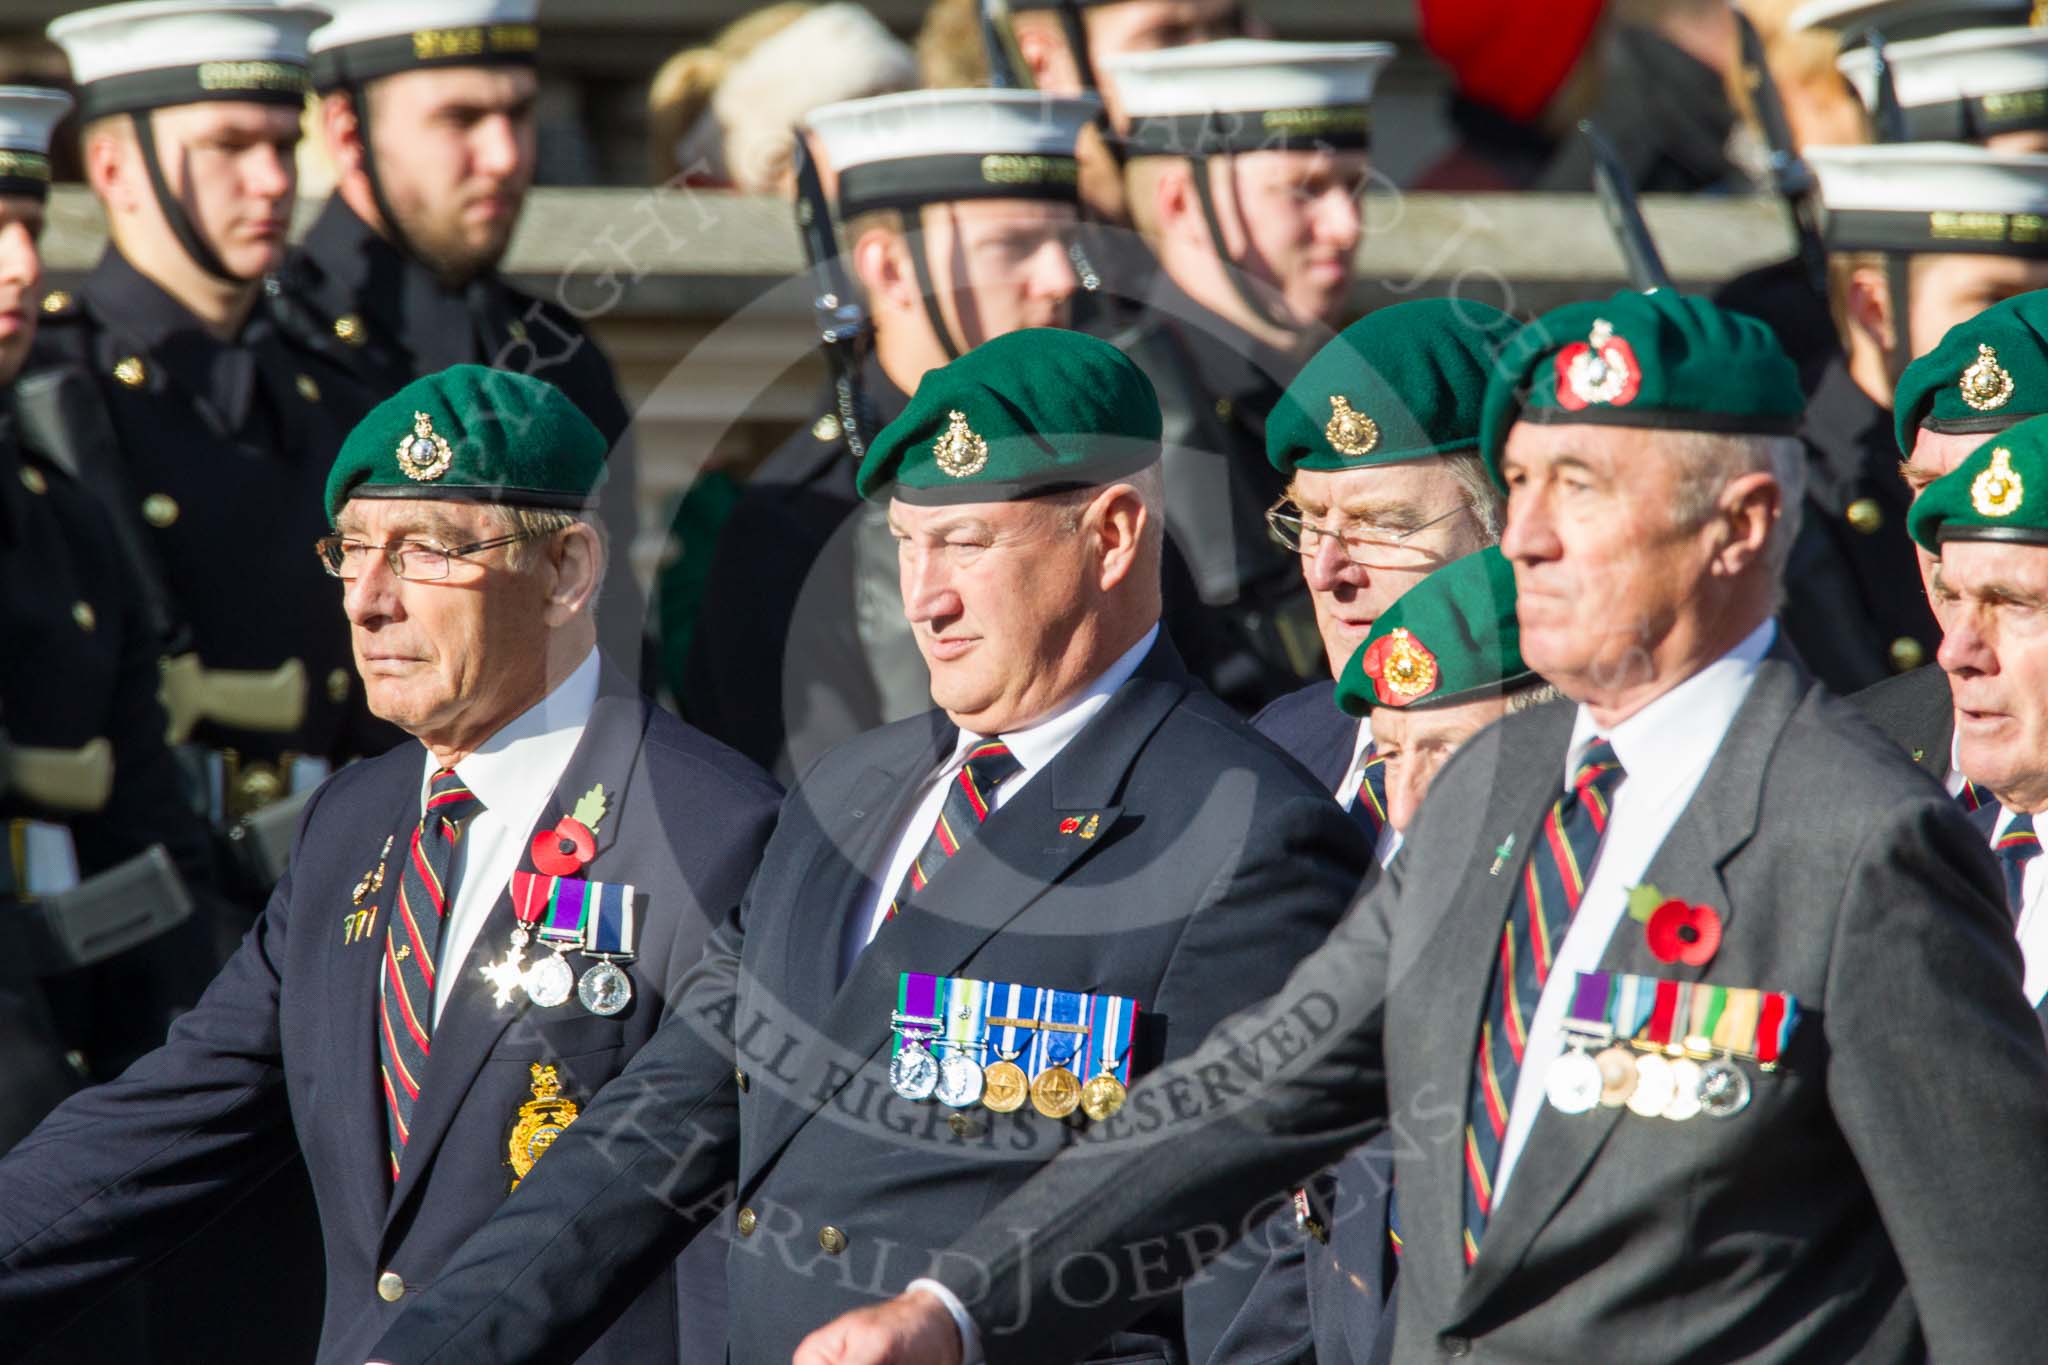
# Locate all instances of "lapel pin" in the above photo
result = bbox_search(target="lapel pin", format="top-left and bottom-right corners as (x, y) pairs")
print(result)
(1059, 817), (1081, 835)
(1078, 813), (1099, 840)
(1487, 832), (1516, 876)
(351, 834), (394, 905)
(340, 907), (377, 945)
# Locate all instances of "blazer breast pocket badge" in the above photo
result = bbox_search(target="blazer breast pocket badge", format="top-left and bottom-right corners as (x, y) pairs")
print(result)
(1545, 971), (1798, 1122)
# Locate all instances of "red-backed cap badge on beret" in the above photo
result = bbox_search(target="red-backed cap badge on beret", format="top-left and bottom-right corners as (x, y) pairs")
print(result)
(1362, 628), (1439, 707)
(1555, 319), (1641, 411)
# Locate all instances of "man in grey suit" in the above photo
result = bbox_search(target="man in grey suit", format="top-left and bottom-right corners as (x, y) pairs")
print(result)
(799, 290), (2048, 1364)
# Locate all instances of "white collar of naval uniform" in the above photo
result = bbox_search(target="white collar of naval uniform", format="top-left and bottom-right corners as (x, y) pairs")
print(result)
(414, 645), (600, 1025)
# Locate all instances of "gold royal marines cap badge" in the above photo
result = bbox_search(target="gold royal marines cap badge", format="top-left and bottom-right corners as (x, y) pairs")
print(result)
(1325, 395), (1380, 456)
(507, 1062), (581, 1191)
(396, 410), (455, 482)
(1960, 343), (2016, 413)
(1973, 446), (2025, 518)
(933, 410), (989, 479)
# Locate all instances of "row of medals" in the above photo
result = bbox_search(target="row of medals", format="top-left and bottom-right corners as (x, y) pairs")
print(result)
(889, 1024), (1126, 1122)
(1545, 1034), (1754, 1121)
(509, 923), (633, 1017)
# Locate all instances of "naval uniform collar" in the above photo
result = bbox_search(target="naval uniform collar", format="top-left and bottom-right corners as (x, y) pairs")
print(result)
(85, 247), (274, 434)
(301, 196), (491, 369)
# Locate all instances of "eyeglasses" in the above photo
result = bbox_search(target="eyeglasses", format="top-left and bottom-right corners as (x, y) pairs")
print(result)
(314, 530), (540, 582)
(1265, 498), (1473, 570)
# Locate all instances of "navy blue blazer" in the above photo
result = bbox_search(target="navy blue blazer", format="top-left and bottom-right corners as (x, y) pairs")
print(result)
(1252, 680), (1357, 793)
(0, 666), (781, 1365)
(365, 638), (1374, 1365)
(1190, 679), (1395, 1365)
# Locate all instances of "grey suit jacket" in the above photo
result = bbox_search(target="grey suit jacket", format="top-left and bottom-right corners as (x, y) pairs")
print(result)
(933, 650), (2048, 1363)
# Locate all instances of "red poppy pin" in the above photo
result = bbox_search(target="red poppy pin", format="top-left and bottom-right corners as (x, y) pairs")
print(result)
(1361, 628), (1439, 707)
(1059, 817), (1082, 835)
(1628, 883), (1722, 966)
(530, 783), (609, 875)
(1554, 319), (1642, 411)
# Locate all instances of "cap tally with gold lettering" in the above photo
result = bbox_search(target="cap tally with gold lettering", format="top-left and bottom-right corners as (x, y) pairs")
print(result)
(48, 0), (328, 121)
(0, 87), (73, 202)
(1839, 28), (2048, 142)
(324, 364), (607, 524)
(1807, 144), (2048, 256)
(1108, 39), (1395, 157)
(1908, 411), (2048, 548)
(804, 89), (1101, 219)
(310, 0), (539, 92)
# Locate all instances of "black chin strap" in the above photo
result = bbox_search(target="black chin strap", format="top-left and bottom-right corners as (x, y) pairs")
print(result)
(905, 205), (965, 362)
(345, 82), (448, 284)
(1185, 143), (1295, 338)
(1055, 1), (1097, 95)
(1884, 251), (1914, 385)
(131, 110), (247, 285)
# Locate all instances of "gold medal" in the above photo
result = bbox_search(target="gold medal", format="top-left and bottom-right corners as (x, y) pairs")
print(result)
(982, 1058), (1029, 1113)
(1031, 1064), (1081, 1118)
(1595, 1045), (1638, 1107)
(506, 1063), (579, 1191)
(1080, 1071), (1127, 1122)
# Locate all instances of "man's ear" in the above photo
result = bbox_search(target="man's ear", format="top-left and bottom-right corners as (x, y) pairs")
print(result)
(320, 90), (365, 179)
(1015, 16), (1079, 92)
(1844, 264), (1895, 358)
(1710, 470), (1782, 578)
(542, 522), (606, 625)
(852, 221), (914, 316)
(83, 122), (138, 214)
(1091, 484), (1149, 592)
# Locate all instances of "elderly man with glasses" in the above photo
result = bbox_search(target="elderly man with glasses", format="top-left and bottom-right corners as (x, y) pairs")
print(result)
(0, 365), (781, 1365)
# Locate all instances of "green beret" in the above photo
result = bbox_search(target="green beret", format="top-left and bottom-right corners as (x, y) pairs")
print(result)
(854, 328), (1162, 504)
(324, 365), (607, 525)
(1908, 412), (2048, 550)
(1893, 289), (2048, 456)
(1268, 298), (1518, 475)
(1479, 290), (1804, 485)
(1334, 547), (1534, 715)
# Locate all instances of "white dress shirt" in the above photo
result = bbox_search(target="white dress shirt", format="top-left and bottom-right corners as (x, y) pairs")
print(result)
(1338, 716), (1403, 867)
(1491, 619), (1775, 1207)
(844, 624), (1160, 979)
(427, 647), (600, 1026)
(1989, 806), (2048, 1008)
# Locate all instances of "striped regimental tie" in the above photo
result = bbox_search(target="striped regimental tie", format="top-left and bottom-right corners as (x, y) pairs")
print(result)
(884, 740), (1024, 922)
(378, 767), (484, 1180)
(1462, 738), (1626, 1264)
(1351, 747), (1389, 842)
(1996, 810), (2041, 923)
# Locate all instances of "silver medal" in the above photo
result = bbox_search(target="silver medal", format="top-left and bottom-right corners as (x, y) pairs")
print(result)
(890, 1038), (939, 1101)
(524, 950), (575, 1009)
(935, 1051), (985, 1108)
(1626, 1052), (1675, 1117)
(1661, 1058), (1704, 1121)
(1697, 1057), (1753, 1117)
(1545, 1046), (1603, 1115)
(577, 960), (633, 1016)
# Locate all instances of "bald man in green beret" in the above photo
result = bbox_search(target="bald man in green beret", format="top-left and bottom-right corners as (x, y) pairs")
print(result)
(0, 366), (783, 1365)
(802, 289), (2048, 1365)
(1854, 289), (2048, 802)
(365, 328), (1372, 1365)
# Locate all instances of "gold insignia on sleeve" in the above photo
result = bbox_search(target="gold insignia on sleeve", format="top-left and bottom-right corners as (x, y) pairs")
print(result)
(1325, 395), (1381, 456)
(1959, 343), (2016, 412)
(507, 1063), (581, 1190)
(933, 410), (989, 479)
(1972, 445), (2025, 517)
(396, 411), (455, 482)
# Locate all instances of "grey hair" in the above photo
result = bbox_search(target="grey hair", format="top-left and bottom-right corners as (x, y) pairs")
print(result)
(1506, 681), (1564, 714)
(1442, 452), (1506, 543)
(1051, 462), (1168, 565)
(1662, 431), (1807, 585)
(491, 505), (608, 587)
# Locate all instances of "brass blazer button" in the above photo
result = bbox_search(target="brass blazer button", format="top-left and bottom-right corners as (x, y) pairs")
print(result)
(736, 1207), (757, 1237)
(376, 1271), (405, 1302)
(818, 1224), (847, 1255)
(734, 1066), (749, 1092)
